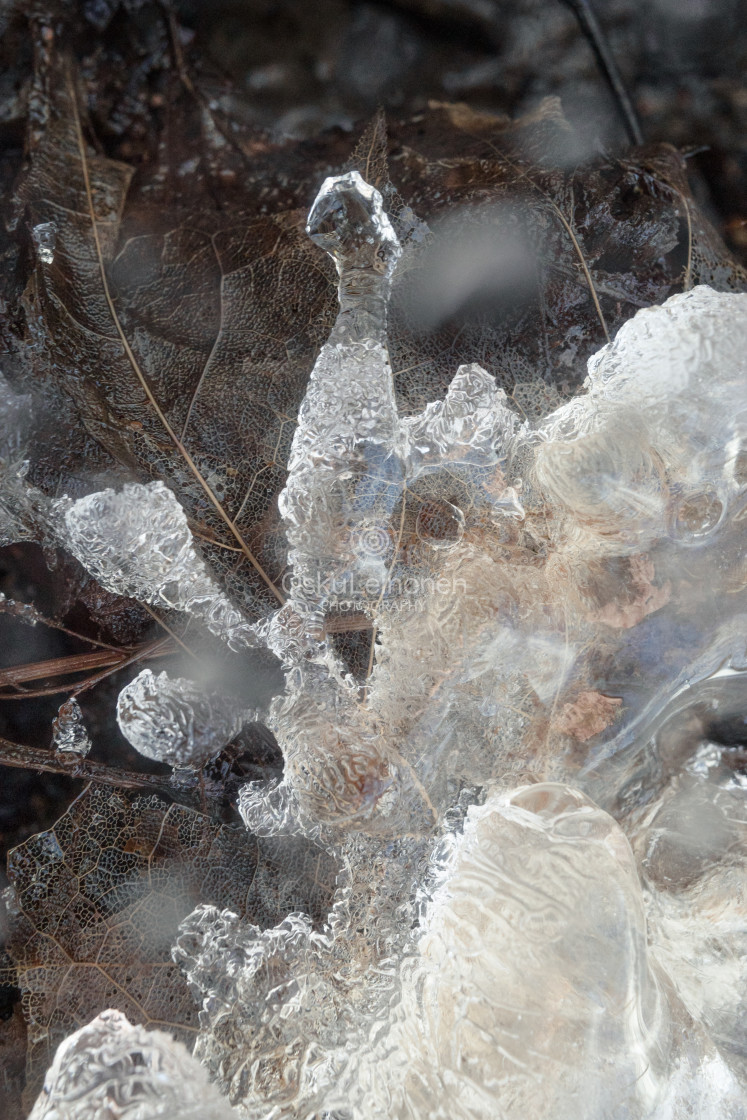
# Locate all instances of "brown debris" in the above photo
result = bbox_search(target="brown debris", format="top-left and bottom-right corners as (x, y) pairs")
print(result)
(553, 690), (623, 742)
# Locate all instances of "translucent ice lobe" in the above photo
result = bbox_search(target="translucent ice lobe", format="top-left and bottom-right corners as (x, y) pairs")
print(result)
(59, 481), (254, 650)
(116, 669), (253, 768)
(586, 286), (747, 410)
(28, 1009), (237, 1120)
(52, 698), (91, 756)
(535, 286), (747, 549)
(621, 700), (747, 1084)
(356, 785), (744, 1120)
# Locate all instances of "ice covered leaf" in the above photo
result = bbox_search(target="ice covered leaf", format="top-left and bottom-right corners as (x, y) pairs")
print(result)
(116, 669), (255, 769)
(28, 1009), (236, 1120)
(5, 784), (337, 1101)
(60, 481), (255, 651)
(9, 30), (743, 633)
(51, 699), (91, 757)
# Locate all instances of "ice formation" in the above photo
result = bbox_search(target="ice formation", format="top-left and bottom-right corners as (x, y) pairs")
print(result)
(52, 698), (91, 756)
(31, 221), (56, 265)
(352, 785), (745, 1119)
(28, 1009), (236, 1120)
(35, 173), (747, 1119)
(116, 668), (256, 768)
(59, 481), (255, 650)
(0, 372), (46, 546)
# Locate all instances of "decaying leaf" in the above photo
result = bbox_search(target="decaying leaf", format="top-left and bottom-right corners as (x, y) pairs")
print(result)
(4, 783), (336, 1102)
(10, 21), (745, 641)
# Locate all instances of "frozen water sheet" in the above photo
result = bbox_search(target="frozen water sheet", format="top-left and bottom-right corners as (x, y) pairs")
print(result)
(32, 170), (747, 1120)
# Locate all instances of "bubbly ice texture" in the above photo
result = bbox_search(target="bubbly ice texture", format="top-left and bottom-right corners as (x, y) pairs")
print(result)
(203, 176), (746, 1119)
(52, 698), (91, 756)
(116, 668), (255, 768)
(0, 372), (31, 463)
(28, 1008), (237, 1120)
(534, 286), (747, 553)
(30, 174), (747, 1119)
(252, 172), (527, 837)
(0, 372), (48, 546)
(59, 481), (255, 650)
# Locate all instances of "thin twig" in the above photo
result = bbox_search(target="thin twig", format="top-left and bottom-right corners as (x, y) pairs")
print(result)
(141, 603), (200, 661)
(560, 0), (644, 146)
(70, 637), (172, 698)
(0, 598), (121, 651)
(0, 648), (134, 688)
(0, 734), (211, 810)
(0, 640), (174, 699)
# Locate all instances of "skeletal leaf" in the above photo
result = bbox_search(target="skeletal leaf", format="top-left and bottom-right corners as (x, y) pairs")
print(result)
(4, 784), (337, 1103)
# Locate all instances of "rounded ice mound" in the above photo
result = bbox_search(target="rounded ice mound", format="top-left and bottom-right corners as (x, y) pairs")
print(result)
(585, 285), (747, 490)
(586, 285), (747, 407)
(359, 784), (744, 1120)
(28, 1008), (236, 1120)
(534, 286), (747, 550)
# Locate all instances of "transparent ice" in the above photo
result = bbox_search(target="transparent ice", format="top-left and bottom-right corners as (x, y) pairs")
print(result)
(28, 1009), (237, 1120)
(35, 173), (747, 1119)
(59, 481), (255, 650)
(31, 221), (57, 265)
(116, 668), (256, 768)
(52, 697), (91, 756)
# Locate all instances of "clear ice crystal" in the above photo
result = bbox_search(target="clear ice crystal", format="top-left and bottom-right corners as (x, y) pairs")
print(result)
(116, 668), (255, 768)
(0, 374), (47, 546)
(59, 481), (255, 650)
(34, 171), (747, 1120)
(0, 372), (31, 463)
(31, 221), (57, 264)
(217, 185), (746, 1113)
(28, 1009), (237, 1120)
(52, 697), (91, 756)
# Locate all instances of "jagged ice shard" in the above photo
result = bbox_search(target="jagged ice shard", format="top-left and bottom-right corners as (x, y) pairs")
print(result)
(35, 173), (747, 1119)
